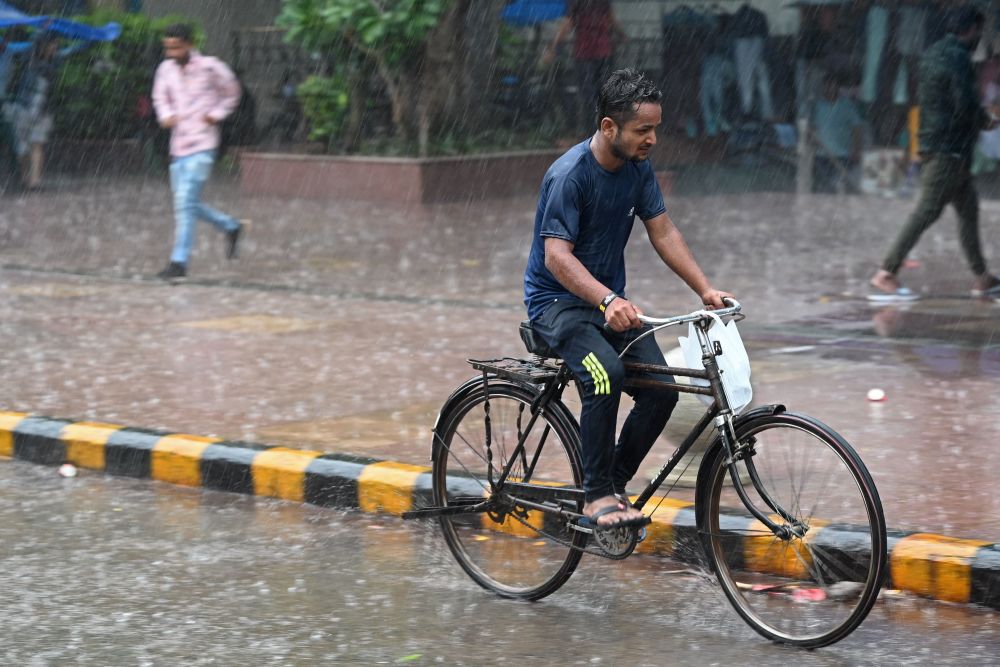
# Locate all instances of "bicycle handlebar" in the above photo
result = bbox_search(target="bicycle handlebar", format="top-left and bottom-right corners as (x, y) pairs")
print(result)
(611, 298), (740, 360)
(637, 298), (742, 328)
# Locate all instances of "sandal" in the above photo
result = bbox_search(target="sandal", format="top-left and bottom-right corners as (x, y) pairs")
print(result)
(579, 504), (651, 530)
(615, 493), (648, 542)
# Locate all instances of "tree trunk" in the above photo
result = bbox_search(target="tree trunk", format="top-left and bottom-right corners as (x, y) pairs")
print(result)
(462, 0), (506, 133)
(349, 0), (499, 155)
(344, 66), (365, 153)
(369, 52), (411, 146)
(417, 0), (475, 155)
(417, 98), (431, 158)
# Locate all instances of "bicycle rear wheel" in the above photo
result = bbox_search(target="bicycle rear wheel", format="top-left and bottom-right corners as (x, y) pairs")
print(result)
(432, 379), (586, 600)
(699, 412), (886, 647)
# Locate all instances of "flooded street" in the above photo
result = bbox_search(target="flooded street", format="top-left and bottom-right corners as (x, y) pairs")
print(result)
(5, 0), (1000, 660)
(1, 459), (997, 666)
(3, 179), (1000, 538)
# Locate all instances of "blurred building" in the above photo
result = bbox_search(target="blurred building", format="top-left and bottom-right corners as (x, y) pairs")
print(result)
(12, 0), (994, 157)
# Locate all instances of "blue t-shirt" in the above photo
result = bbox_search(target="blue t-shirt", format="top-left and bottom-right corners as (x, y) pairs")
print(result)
(523, 140), (666, 321)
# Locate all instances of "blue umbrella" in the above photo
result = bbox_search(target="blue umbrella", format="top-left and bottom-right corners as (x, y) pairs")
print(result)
(0, 1), (44, 27)
(502, 0), (566, 27)
(0, 1), (120, 41)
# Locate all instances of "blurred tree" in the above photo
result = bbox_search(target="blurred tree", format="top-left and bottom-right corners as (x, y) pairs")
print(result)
(51, 10), (201, 142)
(278, 0), (502, 157)
(294, 71), (350, 149)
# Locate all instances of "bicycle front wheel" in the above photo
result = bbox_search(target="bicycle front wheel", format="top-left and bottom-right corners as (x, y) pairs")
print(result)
(699, 412), (887, 647)
(432, 379), (586, 600)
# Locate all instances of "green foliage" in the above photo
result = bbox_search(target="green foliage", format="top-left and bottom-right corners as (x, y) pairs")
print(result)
(495, 24), (531, 74)
(278, 0), (448, 65)
(275, 0), (340, 52)
(51, 11), (202, 141)
(295, 74), (349, 148)
(278, 0), (451, 150)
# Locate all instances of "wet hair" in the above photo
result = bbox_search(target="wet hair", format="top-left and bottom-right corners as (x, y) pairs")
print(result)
(949, 7), (984, 36)
(596, 68), (663, 128)
(163, 23), (194, 43)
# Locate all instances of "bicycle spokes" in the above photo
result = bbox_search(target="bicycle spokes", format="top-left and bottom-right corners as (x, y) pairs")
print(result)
(702, 413), (886, 647)
(432, 381), (587, 599)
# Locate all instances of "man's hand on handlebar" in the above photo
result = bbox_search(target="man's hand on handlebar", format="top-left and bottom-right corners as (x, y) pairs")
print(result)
(605, 297), (644, 332)
(700, 289), (735, 310)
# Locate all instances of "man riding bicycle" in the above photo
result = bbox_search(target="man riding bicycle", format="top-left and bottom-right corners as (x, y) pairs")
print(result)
(523, 68), (733, 530)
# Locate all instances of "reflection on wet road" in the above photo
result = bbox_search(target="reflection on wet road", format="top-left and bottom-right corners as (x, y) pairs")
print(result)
(3, 183), (1000, 542)
(0, 460), (996, 666)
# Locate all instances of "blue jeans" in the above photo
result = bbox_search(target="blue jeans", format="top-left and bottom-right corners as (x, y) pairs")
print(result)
(169, 150), (238, 264)
(701, 54), (730, 136)
(531, 301), (679, 502)
(734, 37), (773, 119)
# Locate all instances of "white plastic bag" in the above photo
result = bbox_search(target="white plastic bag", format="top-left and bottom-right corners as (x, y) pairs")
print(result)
(678, 312), (752, 414)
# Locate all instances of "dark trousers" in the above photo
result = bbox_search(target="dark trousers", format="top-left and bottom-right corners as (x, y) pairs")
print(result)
(813, 156), (859, 194)
(532, 301), (679, 502)
(882, 153), (987, 276)
(0, 114), (15, 183)
(576, 58), (612, 133)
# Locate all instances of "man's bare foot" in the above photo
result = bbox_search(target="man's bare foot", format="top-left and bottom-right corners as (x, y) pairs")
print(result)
(867, 269), (920, 302)
(869, 269), (900, 294)
(583, 495), (645, 528)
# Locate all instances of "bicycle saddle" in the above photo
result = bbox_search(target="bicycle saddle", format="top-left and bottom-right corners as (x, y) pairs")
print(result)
(519, 320), (557, 359)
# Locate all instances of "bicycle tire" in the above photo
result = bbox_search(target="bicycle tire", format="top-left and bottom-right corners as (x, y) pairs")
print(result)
(432, 379), (587, 600)
(697, 412), (887, 647)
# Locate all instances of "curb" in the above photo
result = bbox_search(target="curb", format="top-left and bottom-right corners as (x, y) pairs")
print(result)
(3, 411), (999, 610)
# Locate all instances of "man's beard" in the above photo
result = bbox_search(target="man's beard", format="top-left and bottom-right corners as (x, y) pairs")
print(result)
(610, 133), (644, 162)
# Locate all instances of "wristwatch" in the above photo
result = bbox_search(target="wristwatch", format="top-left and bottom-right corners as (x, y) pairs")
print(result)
(598, 293), (618, 313)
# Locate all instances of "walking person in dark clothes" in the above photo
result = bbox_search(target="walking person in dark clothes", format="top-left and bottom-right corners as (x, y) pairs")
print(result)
(869, 7), (1000, 301)
(543, 0), (626, 134)
(523, 69), (733, 529)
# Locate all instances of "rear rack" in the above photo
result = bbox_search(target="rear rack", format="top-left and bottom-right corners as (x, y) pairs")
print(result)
(468, 357), (561, 384)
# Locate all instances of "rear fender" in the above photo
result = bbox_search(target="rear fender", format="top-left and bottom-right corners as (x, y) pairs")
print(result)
(429, 376), (490, 464)
(429, 375), (580, 467)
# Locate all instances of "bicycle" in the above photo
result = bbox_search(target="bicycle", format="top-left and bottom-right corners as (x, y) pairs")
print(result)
(403, 299), (887, 648)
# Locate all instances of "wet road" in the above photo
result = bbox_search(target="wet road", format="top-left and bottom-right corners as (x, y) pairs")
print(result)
(3, 179), (1000, 540)
(1, 460), (997, 666)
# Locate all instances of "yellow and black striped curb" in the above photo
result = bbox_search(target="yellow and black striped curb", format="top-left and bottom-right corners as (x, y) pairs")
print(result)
(2, 411), (999, 610)
(0, 411), (433, 515)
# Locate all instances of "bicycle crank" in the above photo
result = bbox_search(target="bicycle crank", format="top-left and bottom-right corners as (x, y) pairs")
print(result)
(499, 508), (643, 560)
(590, 524), (640, 559)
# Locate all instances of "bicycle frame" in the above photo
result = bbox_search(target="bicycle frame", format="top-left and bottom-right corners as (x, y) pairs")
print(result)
(412, 300), (887, 646)
(486, 313), (799, 540)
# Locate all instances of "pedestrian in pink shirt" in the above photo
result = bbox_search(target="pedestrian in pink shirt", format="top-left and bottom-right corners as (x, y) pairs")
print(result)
(152, 23), (244, 281)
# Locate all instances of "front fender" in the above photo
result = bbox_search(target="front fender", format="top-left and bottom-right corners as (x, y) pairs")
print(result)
(694, 403), (787, 522)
